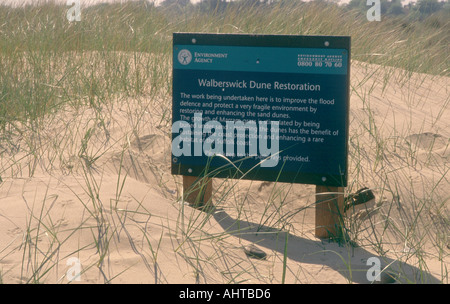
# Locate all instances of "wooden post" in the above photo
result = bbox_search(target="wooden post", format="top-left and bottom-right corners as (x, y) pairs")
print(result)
(315, 185), (345, 239)
(183, 175), (213, 210)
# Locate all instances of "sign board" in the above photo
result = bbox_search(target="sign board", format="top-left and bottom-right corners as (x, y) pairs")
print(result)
(172, 33), (350, 187)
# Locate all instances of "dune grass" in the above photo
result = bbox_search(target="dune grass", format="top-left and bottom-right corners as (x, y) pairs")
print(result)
(0, 1), (448, 283)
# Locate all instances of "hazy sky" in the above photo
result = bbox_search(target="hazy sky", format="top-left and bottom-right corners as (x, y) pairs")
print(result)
(0, 0), (355, 7)
(3, 0), (170, 5)
(0, 0), (144, 6)
(0, 0), (152, 6)
(0, 0), (417, 7)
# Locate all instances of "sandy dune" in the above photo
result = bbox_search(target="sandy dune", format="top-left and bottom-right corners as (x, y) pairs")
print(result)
(0, 60), (448, 284)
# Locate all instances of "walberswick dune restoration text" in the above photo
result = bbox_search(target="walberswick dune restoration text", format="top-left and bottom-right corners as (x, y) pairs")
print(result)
(198, 78), (321, 91)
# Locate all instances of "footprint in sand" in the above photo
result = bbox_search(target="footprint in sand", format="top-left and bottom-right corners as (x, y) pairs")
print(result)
(6, 227), (23, 238)
(130, 134), (168, 155)
(105, 134), (171, 185)
(405, 132), (448, 151)
(404, 132), (450, 163)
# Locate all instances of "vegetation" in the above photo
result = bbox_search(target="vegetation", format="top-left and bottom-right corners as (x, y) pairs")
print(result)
(0, 0), (448, 284)
(0, 0), (448, 125)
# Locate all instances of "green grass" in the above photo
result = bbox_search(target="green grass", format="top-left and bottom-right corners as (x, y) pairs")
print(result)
(0, 0), (448, 284)
(0, 1), (448, 126)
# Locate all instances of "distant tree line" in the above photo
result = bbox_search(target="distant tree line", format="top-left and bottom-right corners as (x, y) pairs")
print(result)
(346, 0), (449, 17)
(159, 0), (450, 18)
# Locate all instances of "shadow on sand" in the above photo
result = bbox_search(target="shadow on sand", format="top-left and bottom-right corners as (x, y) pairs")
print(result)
(212, 209), (441, 284)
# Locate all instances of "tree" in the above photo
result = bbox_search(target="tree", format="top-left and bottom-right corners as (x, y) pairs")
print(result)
(387, 0), (404, 15)
(196, 0), (229, 13)
(160, 0), (191, 9)
(416, 0), (442, 14)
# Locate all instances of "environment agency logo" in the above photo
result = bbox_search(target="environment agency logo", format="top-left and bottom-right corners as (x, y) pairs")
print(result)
(178, 49), (192, 65)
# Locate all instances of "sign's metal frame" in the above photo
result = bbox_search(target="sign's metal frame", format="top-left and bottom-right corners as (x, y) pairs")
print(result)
(172, 33), (350, 187)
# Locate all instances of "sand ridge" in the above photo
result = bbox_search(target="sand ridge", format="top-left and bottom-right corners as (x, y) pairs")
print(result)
(0, 60), (448, 284)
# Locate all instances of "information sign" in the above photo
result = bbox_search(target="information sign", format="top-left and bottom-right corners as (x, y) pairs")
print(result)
(172, 33), (350, 187)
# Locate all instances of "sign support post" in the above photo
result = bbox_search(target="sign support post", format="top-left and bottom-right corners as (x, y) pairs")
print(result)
(183, 175), (213, 209)
(315, 186), (345, 238)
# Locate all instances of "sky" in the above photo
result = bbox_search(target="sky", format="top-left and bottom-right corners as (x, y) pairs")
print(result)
(0, 0), (142, 6)
(0, 0), (354, 7)
(0, 0), (418, 7)
(3, 0), (169, 5)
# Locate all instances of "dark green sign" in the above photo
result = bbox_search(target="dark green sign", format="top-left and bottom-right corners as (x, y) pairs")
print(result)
(172, 33), (350, 187)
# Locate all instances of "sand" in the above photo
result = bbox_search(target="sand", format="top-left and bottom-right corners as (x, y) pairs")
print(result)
(0, 60), (448, 284)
